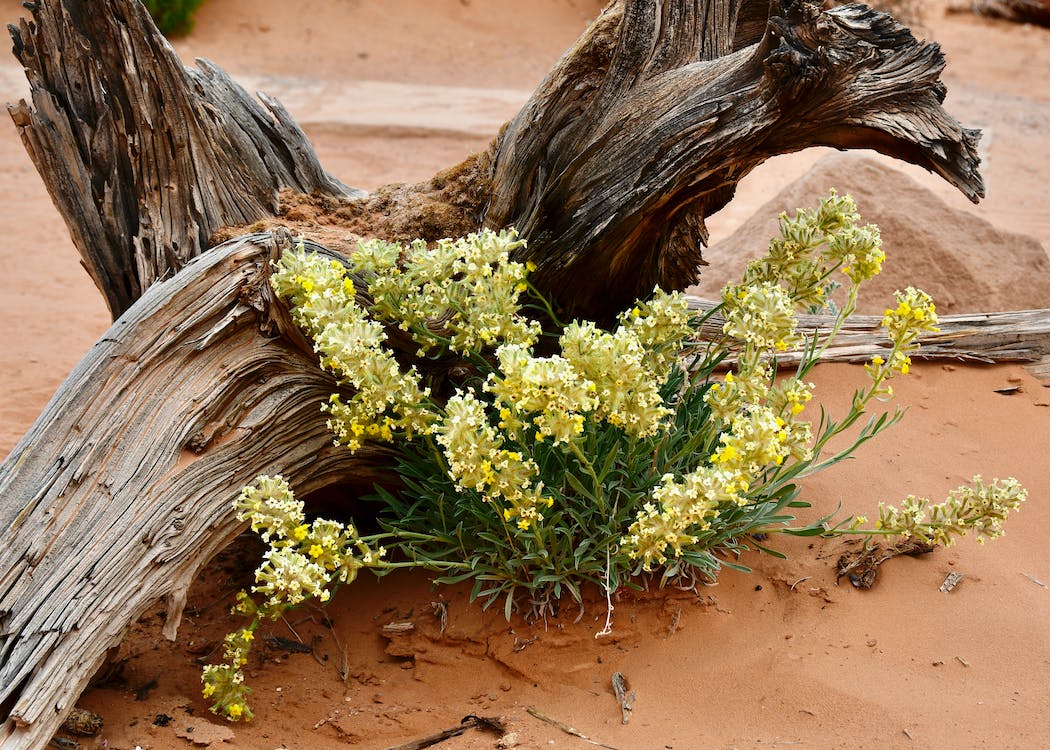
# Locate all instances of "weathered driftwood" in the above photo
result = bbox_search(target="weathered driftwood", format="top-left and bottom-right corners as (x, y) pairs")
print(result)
(688, 298), (1050, 380)
(7, 0), (356, 319)
(0, 0), (992, 747)
(0, 234), (395, 747)
(948, 0), (1050, 26)
(485, 0), (983, 320)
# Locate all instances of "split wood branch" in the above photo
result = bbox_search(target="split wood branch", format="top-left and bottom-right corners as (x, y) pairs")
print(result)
(7, 0), (356, 319)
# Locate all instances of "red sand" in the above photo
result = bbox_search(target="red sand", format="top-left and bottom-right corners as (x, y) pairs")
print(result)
(1, 2), (1048, 748)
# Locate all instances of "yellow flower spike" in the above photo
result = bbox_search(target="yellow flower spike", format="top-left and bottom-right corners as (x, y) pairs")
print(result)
(227, 704), (243, 720)
(202, 683), (216, 698)
(308, 544), (323, 558)
(502, 508), (513, 521)
(525, 261), (537, 272)
(292, 524), (309, 541)
(791, 403), (805, 415)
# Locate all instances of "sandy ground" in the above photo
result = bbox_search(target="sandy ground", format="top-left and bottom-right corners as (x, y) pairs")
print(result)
(1, 1), (1049, 748)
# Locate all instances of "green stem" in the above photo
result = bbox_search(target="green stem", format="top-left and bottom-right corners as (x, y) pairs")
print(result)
(569, 440), (606, 514)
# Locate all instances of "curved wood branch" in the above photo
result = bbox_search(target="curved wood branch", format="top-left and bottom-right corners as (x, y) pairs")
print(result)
(0, 234), (389, 750)
(486, 0), (984, 321)
(7, 0), (357, 319)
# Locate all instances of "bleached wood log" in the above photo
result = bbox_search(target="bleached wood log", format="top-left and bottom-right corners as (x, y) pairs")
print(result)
(687, 297), (1050, 379)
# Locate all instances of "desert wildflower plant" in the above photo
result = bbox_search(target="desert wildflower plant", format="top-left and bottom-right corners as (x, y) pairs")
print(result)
(201, 193), (1026, 720)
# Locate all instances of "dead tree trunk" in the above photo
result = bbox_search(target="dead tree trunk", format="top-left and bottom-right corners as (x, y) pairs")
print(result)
(0, 0), (1000, 746)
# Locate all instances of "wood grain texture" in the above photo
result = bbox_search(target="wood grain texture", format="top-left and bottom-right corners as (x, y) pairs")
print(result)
(0, 234), (389, 749)
(687, 297), (1050, 379)
(486, 0), (984, 322)
(6, 0), (357, 319)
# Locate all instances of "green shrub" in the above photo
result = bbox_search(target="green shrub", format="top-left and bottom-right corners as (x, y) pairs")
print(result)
(200, 194), (1026, 721)
(141, 0), (205, 36)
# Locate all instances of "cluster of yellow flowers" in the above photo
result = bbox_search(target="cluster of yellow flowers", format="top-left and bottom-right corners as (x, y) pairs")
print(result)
(491, 291), (690, 444)
(864, 286), (940, 397)
(271, 250), (432, 451)
(721, 281), (801, 353)
(621, 191), (888, 569)
(234, 475), (382, 606)
(741, 190), (885, 305)
(202, 476), (386, 719)
(200, 628), (255, 720)
(365, 230), (541, 354)
(876, 476), (1027, 546)
(273, 231), (692, 530)
(435, 390), (547, 528)
(445, 290), (690, 528)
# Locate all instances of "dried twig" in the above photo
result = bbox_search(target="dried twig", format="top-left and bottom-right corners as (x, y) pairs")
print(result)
(431, 601), (449, 635)
(526, 708), (620, 750)
(836, 539), (936, 589)
(1021, 572), (1048, 588)
(667, 605), (682, 637)
(384, 715), (505, 750)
